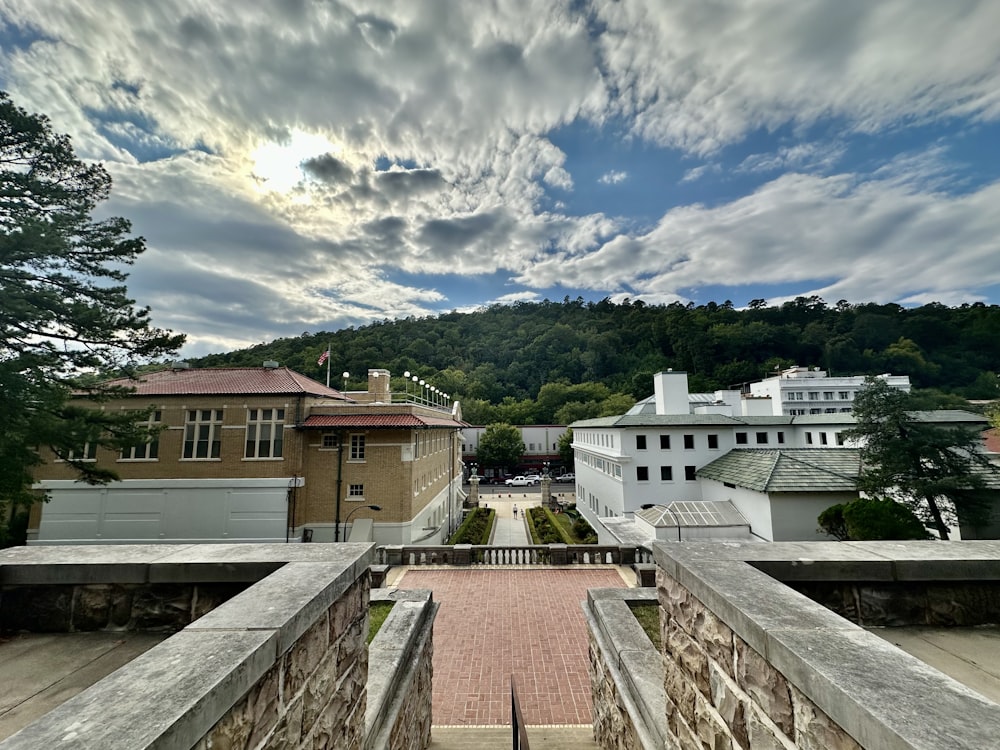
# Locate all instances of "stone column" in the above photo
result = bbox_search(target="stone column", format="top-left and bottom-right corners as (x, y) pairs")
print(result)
(541, 475), (552, 507)
(470, 475), (480, 506)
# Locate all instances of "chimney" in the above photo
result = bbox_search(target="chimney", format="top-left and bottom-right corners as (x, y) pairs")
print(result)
(263, 360), (279, 369)
(368, 368), (391, 402)
(171, 361), (191, 370)
(653, 370), (690, 415)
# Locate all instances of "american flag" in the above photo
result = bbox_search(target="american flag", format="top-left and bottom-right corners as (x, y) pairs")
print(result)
(317, 350), (329, 365)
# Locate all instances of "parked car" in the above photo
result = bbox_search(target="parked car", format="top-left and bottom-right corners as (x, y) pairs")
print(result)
(505, 475), (538, 486)
(523, 474), (542, 483)
(556, 473), (575, 482)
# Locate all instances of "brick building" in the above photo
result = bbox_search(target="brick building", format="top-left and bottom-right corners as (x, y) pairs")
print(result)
(29, 364), (467, 545)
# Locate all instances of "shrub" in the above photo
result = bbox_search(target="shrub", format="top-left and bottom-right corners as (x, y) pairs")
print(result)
(448, 507), (496, 544)
(819, 499), (929, 541)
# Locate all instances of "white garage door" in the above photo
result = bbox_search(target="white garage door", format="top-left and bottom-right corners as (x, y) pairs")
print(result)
(33, 478), (294, 544)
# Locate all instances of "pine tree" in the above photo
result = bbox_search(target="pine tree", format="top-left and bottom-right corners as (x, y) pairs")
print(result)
(0, 92), (184, 544)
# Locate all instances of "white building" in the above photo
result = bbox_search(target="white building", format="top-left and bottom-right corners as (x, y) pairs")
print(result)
(748, 366), (911, 416)
(571, 370), (986, 544)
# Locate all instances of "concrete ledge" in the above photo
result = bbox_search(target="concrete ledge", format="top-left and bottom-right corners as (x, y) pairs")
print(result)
(0, 543), (376, 750)
(0, 543), (375, 585)
(366, 588), (438, 750)
(0, 628), (278, 749)
(584, 587), (667, 750)
(652, 540), (1000, 750)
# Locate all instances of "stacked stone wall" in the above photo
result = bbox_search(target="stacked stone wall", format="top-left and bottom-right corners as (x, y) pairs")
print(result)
(657, 568), (861, 750)
(588, 627), (647, 750)
(384, 633), (432, 750)
(196, 575), (370, 750)
(0, 582), (248, 633)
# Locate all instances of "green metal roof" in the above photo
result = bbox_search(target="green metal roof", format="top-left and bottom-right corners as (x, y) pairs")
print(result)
(697, 449), (861, 493)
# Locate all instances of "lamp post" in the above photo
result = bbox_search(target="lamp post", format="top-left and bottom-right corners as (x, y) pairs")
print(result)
(343, 504), (382, 541)
(403, 371), (411, 399)
(411, 375), (419, 402)
(342, 371), (350, 391)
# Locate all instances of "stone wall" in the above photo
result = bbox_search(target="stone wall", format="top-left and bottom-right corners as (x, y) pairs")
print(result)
(0, 543), (376, 750)
(196, 574), (370, 749)
(365, 588), (437, 750)
(650, 540), (1000, 750)
(585, 588), (668, 750)
(658, 568), (861, 750)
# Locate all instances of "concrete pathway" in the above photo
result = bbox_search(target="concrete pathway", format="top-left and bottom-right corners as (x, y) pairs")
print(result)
(397, 567), (627, 727)
(483, 494), (537, 546)
(429, 725), (598, 749)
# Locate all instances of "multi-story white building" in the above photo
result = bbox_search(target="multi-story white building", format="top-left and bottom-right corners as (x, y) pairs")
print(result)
(748, 366), (911, 416)
(571, 370), (987, 543)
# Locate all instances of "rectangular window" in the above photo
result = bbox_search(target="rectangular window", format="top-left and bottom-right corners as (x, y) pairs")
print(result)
(683, 434), (694, 449)
(684, 465), (697, 481)
(321, 433), (337, 448)
(245, 407), (285, 458)
(67, 443), (98, 461)
(810, 408), (822, 414)
(636, 466), (649, 481)
(820, 433), (828, 445)
(660, 466), (673, 481)
(121, 411), (162, 460)
(350, 433), (366, 460)
(777, 431), (785, 444)
(806, 432), (814, 445)
(838, 391), (850, 399)
(183, 409), (222, 459)
(636, 435), (647, 450)
(348, 483), (364, 498)
(823, 391), (834, 400)
(836, 432), (846, 446)
(735, 432), (748, 445)
(707, 434), (719, 449)
(755, 432), (768, 445)
(792, 392), (804, 400)
(659, 434), (670, 450)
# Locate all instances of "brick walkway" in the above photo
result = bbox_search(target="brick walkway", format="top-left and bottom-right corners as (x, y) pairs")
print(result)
(397, 568), (627, 726)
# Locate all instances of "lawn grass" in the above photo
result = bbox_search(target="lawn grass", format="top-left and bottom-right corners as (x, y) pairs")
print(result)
(629, 603), (661, 651)
(368, 601), (394, 644)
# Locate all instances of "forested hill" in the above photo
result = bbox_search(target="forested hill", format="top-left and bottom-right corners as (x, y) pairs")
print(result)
(190, 298), (1000, 423)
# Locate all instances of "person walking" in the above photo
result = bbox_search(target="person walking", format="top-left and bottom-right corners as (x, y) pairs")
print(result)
(513, 505), (518, 519)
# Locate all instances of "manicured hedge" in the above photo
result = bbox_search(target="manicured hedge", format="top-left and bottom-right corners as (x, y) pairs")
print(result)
(448, 507), (496, 545)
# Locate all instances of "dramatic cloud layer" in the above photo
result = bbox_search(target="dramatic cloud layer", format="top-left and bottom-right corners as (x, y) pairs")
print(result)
(1, 0), (998, 354)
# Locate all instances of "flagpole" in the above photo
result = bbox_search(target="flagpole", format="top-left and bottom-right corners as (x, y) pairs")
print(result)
(326, 345), (331, 388)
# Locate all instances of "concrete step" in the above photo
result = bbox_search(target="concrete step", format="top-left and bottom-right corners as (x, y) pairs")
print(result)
(429, 725), (598, 749)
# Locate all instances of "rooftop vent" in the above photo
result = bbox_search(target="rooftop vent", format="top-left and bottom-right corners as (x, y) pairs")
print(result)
(171, 361), (191, 370)
(263, 360), (280, 369)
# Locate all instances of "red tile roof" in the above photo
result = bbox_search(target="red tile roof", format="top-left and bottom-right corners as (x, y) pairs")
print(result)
(102, 367), (350, 398)
(302, 414), (467, 429)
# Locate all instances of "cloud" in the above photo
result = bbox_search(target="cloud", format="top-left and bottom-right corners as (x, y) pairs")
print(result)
(0, 1), (998, 355)
(598, 170), (628, 185)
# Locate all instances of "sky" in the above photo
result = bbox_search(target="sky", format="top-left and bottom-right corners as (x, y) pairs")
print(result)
(2, 1), (1000, 358)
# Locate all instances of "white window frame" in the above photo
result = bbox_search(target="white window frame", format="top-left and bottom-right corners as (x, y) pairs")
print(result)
(245, 407), (285, 459)
(183, 409), (223, 459)
(120, 410), (162, 461)
(350, 433), (366, 461)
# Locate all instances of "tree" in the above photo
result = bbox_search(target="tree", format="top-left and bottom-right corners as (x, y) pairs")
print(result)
(846, 376), (996, 539)
(557, 428), (574, 467)
(475, 423), (524, 473)
(818, 499), (928, 541)
(0, 92), (184, 544)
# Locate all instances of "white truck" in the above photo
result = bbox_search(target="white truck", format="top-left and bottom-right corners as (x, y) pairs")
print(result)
(504, 475), (538, 486)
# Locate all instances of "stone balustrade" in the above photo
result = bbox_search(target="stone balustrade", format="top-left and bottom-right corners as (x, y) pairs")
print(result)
(374, 543), (653, 567)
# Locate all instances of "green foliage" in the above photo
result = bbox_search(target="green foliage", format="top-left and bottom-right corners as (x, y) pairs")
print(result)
(557, 428), (574, 466)
(189, 296), (1000, 424)
(476, 423), (524, 471)
(847, 376), (998, 539)
(448, 507), (496, 545)
(526, 506), (566, 544)
(629, 603), (661, 650)
(817, 504), (850, 541)
(367, 602), (394, 644)
(819, 499), (928, 541)
(0, 92), (184, 543)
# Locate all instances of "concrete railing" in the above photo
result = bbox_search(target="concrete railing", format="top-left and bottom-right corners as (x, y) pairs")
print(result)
(0, 543), (383, 750)
(374, 543), (653, 567)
